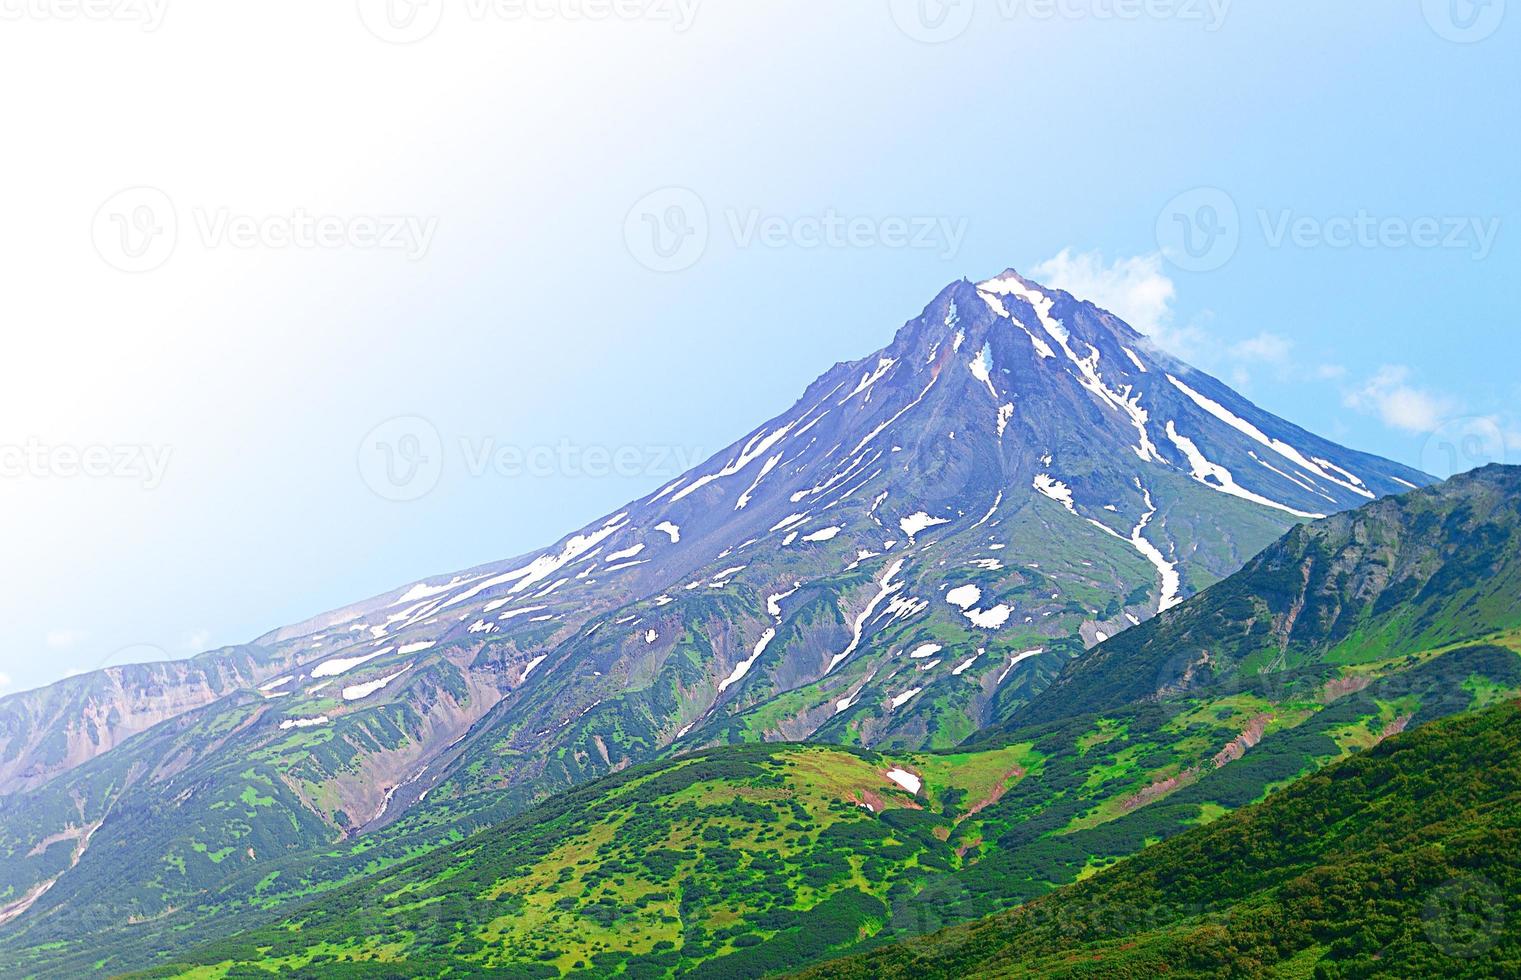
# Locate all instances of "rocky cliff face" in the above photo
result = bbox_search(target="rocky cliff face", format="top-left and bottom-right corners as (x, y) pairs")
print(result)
(0, 645), (313, 794)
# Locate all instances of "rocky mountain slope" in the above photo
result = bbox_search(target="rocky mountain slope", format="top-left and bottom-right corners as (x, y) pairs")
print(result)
(0, 645), (329, 796)
(0, 270), (1430, 971)
(1017, 463), (1521, 728)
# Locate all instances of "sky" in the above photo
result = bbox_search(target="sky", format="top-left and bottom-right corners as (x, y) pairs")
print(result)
(0, 1), (1515, 695)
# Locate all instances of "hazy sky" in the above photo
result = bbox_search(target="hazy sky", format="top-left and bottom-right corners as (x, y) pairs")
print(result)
(0, 1), (1515, 695)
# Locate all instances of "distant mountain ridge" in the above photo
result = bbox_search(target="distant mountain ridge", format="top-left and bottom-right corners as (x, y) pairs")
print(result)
(0, 268), (1430, 972)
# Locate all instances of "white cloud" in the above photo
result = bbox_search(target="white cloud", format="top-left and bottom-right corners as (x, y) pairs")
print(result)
(1028, 248), (1217, 361)
(45, 628), (88, 650)
(1029, 249), (1176, 336)
(1343, 365), (1461, 434)
(0, 672), (12, 692)
(1028, 251), (1516, 456)
(1231, 332), (1294, 366)
(183, 630), (213, 653)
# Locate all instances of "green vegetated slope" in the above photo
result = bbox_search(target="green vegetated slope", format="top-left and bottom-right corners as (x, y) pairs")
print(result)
(804, 696), (1521, 979)
(135, 634), (1521, 980)
(138, 741), (1038, 979)
(125, 468), (1521, 979)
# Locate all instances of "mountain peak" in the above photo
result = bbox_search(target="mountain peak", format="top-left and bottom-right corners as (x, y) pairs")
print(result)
(0, 268), (1435, 945)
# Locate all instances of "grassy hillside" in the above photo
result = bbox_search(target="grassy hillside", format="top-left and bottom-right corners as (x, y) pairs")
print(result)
(136, 741), (1037, 978)
(123, 634), (1521, 979)
(804, 697), (1521, 979)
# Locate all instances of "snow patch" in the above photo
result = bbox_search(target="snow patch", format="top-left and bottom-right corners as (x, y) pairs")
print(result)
(445, 514), (628, 605)
(851, 377), (938, 455)
(718, 628), (776, 693)
(312, 649), (391, 679)
(771, 512), (811, 533)
(997, 648), (1044, 684)
(604, 543), (646, 564)
(735, 453), (783, 510)
(946, 584), (982, 609)
(1165, 421), (1325, 519)
(844, 357), (897, 402)
(767, 584), (801, 619)
(1130, 486), (1183, 612)
(969, 343), (998, 399)
(1032, 474), (1078, 515)
(952, 653), (981, 676)
(826, 560), (906, 674)
(965, 605), (1013, 629)
(997, 403), (1015, 438)
(486, 597), (547, 615)
(342, 665), (411, 702)
(900, 512), (950, 541)
(1168, 374), (1373, 500)
(673, 424), (793, 502)
(884, 768), (922, 795)
(981, 275), (1162, 462)
(279, 716), (329, 730)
